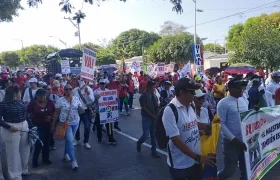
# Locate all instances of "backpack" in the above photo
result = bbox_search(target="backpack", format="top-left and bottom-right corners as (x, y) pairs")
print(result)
(156, 103), (178, 149)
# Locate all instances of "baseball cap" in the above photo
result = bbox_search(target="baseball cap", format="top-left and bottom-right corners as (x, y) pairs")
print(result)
(99, 79), (106, 84)
(28, 78), (38, 83)
(194, 89), (206, 98)
(146, 80), (156, 88)
(195, 76), (202, 81)
(228, 76), (248, 89)
(175, 78), (201, 94)
(272, 71), (280, 77)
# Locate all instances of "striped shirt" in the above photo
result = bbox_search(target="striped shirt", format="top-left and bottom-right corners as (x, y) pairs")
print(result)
(0, 100), (31, 129)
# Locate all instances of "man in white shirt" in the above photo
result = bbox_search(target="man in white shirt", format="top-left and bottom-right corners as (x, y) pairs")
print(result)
(72, 80), (95, 149)
(23, 77), (39, 105)
(162, 78), (215, 180)
(217, 76), (248, 180)
(267, 71), (280, 100)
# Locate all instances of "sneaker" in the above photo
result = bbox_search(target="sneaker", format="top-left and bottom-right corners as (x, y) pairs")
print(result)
(136, 142), (141, 153)
(71, 161), (78, 170)
(120, 112), (123, 115)
(63, 154), (71, 162)
(96, 139), (102, 144)
(74, 140), (79, 146)
(43, 160), (52, 165)
(130, 107), (134, 109)
(126, 112), (130, 116)
(84, 143), (91, 149)
(108, 138), (117, 145)
(114, 127), (122, 131)
(50, 146), (56, 150)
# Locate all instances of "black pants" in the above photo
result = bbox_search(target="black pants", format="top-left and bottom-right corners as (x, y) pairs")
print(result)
(95, 113), (114, 141)
(128, 92), (134, 108)
(169, 164), (202, 180)
(33, 124), (51, 163)
(75, 109), (91, 143)
(50, 133), (55, 147)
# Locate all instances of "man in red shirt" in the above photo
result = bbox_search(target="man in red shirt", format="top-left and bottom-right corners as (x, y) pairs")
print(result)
(139, 74), (148, 94)
(106, 74), (121, 131)
(138, 71), (144, 82)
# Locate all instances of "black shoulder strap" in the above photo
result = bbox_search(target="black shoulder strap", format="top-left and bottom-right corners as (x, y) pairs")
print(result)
(29, 88), (33, 101)
(78, 88), (88, 105)
(53, 94), (55, 100)
(168, 103), (178, 123)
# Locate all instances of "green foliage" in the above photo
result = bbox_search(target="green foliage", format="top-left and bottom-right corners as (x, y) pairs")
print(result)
(109, 29), (160, 59)
(72, 42), (116, 65)
(0, 51), (20, 68)
(1, 0), (183, 22)
(226, 12), (280, 70)
(204, 43), (224, 54)
(159, 21), (187, 36)
(147, 32), (195, 64)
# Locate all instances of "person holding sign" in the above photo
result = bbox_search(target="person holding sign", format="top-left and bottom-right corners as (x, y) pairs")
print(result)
(94, 79), (117, 145)
(217, 76), (248, 180)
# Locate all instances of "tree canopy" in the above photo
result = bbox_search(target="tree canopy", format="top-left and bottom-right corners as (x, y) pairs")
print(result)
(159, 21), (187, 36)
(204, 43), (224, 54)
(109, 29), (161, 59)
(147, 32), (198, 64)
(226, 12), (280, 70)
(1, 0), (183, 22)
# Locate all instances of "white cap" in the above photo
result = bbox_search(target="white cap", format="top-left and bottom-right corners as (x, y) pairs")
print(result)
(194, 89), (205, 98)
(28, 78), (38, 83)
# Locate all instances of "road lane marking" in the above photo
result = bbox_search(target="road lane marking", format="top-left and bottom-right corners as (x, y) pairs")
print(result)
(113, 130), (168, 156)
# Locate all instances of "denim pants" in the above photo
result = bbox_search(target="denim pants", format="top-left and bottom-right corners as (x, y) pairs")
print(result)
(75, 109), (91, 143)
(169, 164), (202, 180)
(128, 92), (134, 108)
(119, 97), (129, 113)
(95, 113), (114, 141)
(218, 140), (247, 180)
(137, 115), (157, 154)
(64, 123), (79, 161)
(33, 124), (51, 163)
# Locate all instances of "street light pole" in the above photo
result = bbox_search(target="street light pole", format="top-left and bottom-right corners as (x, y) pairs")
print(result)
(49, 36), (67, 48)
(64, 17), (82, 50)
(194, 0), (197, 44)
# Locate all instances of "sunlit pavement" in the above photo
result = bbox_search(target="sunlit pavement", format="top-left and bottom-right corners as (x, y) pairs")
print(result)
(22, 94), (280, 180)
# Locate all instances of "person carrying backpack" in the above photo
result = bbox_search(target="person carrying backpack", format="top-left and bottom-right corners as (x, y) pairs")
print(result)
(160, 78), (215, 180)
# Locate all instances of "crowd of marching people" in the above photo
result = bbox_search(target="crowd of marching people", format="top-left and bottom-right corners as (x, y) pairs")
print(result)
(0, 67), (280, 180)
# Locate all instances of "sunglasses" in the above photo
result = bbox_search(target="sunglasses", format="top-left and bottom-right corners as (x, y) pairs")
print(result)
(197, 97), (205, 102)
(184, 90), (196, 95)
(65, 88), (72, 91)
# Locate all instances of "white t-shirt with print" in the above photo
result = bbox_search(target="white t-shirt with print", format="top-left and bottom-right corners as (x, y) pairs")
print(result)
(55, 96), (82, 126)
(196, 107), (210, 124)
(162, 97), (200, 169)
(23, 88), (39, 103)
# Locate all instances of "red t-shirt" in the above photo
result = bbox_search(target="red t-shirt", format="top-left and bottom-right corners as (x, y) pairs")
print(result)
(128, 79), (134, 93)
(106, 81), (120, 90)
(275, 88), (280, 100)
(139, 79), (147, 93)
(118, 85), (128, 98)
(27, 100), (55, 127)
(51, 87), (64, 97)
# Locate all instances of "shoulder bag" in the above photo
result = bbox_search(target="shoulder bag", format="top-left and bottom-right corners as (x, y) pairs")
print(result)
(54, 97), (72, 141)
(78, 87), (96, 118)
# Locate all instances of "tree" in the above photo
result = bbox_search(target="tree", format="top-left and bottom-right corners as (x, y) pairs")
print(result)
(204, 43), (224, 54)
(17, 45), (59, 66)
(109, 29), (161, 59)
(147, 32), (197, 64)
(226, 13), (280, 71)
(159, 21), (187, 36)
(1, 0), (183, 22)
(0, 51), (20, 68)
(73, 42), (116, 65)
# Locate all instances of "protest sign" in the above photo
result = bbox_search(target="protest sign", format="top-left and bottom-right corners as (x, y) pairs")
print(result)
(60, 60), (71, 74)
(178, 61), (191, 78)
(148, 63), (157, 78)
(157, 62), (165, 76)
(192, 44), (204, 66)
(1, 66), (7, 73)
(81, 46), (96, 80)
(241, 106), (280, 180)
(98, 90), (119, 124)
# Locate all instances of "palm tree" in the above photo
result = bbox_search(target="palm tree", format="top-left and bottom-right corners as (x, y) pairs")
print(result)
(72, 10), (86, 50)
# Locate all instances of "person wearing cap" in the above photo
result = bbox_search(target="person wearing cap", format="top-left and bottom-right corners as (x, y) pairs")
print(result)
(217, 76), (248, 180)
(72, 79), (95, 149)
(23, 77), (39, 105)
(159, 81), (172, 108)
(193, 89), (210, 125)
(267, 71), (280, 99)
(248, 75), (268, 109)
(137, 80), (161, 158)
(52, 80), (64, 97)
(162, 78), (215, 179)
(93, 79), (117, 144)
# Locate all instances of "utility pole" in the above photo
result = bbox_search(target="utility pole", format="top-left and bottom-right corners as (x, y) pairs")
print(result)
(64, 17), (82, 50)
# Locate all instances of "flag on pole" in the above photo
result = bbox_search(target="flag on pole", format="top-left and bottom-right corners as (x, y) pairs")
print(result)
(119, 58), (126, 73)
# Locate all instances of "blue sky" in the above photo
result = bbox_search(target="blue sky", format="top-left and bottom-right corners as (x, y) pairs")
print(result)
(0, 0), (278, 52)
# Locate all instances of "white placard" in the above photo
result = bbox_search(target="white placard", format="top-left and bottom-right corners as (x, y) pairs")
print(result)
(98, 90), (119, 124)
(81, 47), (97, 80)
(60, 60), (71, 74)
(157, 62), (165, 76)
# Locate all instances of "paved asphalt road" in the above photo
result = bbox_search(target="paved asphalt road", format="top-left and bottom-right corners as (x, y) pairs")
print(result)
(22, 94), (280, 180)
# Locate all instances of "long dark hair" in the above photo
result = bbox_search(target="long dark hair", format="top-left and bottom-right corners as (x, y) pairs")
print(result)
(3, 86), (20, 102)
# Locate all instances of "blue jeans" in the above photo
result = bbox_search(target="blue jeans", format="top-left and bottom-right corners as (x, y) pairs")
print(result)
(137, 115), (157, 154)
(64, 123), (79, 161)
(218, 139), (247, 180)
(119, 97), (129, 113)
(75, 110), (91, 143)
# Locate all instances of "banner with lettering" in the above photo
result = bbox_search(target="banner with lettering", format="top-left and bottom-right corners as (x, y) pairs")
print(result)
(148, 63), (157, 78)
(241, 106), (280, 180)
(81, 46), (96, 80)
(98, 90), (119, 124)
(157, 62), (165, 76)
(191, 44), (204, 66)
(60, 60), (71, 74)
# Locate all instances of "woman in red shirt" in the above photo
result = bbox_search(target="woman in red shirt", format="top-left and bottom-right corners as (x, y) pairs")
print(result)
(118, 80), (130, 116)
(27, 89), (55, 168)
